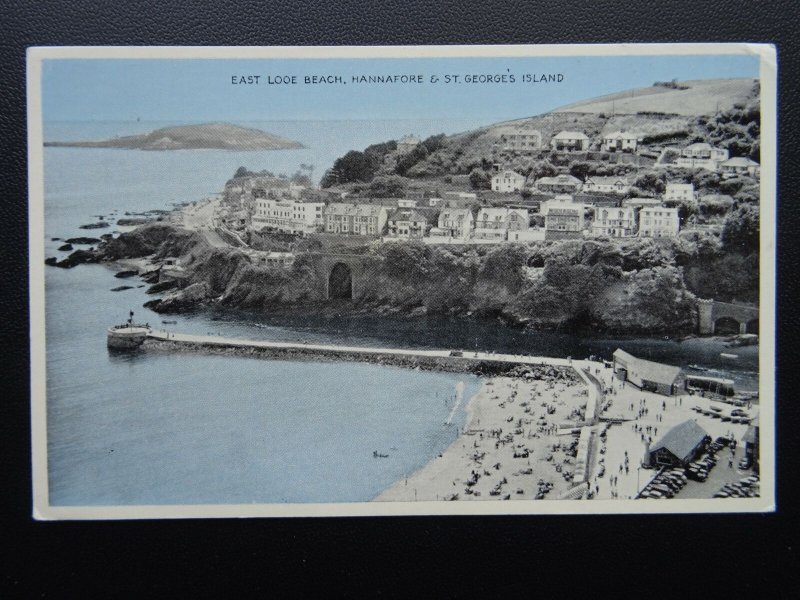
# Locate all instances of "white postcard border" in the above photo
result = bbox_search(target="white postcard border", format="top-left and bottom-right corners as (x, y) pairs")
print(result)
(28, 43), (777, 519)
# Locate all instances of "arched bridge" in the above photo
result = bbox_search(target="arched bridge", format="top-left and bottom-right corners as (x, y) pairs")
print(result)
(306, 253), (383, 300)
(697, 299), (759, 335)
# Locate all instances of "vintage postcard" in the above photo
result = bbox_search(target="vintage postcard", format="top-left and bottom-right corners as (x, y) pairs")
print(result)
(28, 44), (776, 519)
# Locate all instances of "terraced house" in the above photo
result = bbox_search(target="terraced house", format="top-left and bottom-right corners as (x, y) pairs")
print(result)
(386, 208), (435, 239)
(474, 207), (529, 241)
(323, 202), (389, 236)
(592, 206), (637, 237)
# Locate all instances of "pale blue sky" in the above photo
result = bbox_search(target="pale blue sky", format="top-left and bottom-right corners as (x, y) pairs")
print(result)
(42, 54), (759, 124)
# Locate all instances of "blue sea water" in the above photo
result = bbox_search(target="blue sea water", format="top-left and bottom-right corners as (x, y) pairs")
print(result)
(41, 120), (759, 506)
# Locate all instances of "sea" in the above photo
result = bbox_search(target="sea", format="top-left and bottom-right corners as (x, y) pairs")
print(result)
(41, 120), (760, 506)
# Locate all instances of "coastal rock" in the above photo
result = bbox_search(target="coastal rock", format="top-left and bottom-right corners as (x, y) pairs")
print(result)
(117, 217), (153, 226)
(141, 270), (161, 284)
(110, 285), (134, 292)
(57, 243), (73, 251)
(146, 280), (177, 294)
(51, 237), (61, 242)
(143, 282), (210, 313)
(114, 270), (139, 279)
(79, 221), (111, 230)
(100, 233), (114, 241)
(65, 236), (101, 245)
(53, 249), (102, 268)
(45, 257), (58, 267)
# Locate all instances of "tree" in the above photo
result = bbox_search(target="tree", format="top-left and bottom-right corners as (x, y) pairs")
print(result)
(721, 203), (759, 254)
(469, 168), (492, 190)
(234, 166), (250, 178)
(569, 160), (593, 181)
(368, 175), (407, 198)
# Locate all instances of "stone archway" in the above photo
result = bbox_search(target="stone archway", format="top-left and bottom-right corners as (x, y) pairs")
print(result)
(714, 316), (741, 335)
(328, 262), (353, 299)
(746, 319), (759, 335)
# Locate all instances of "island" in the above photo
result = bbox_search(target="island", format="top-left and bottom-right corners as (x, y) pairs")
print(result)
(44, 122), (304, 151)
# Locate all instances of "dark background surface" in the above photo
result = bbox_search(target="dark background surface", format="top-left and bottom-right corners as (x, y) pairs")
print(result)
(1, 0), (797, 595)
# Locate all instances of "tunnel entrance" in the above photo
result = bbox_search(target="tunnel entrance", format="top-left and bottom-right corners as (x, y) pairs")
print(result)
(328, 262), (353, 300)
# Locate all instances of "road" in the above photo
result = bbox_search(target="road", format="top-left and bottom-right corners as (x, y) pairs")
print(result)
(180, 197), (229, 248)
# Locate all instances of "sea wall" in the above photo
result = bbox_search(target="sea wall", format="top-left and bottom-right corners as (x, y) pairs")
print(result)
(142, 337), (580, 381)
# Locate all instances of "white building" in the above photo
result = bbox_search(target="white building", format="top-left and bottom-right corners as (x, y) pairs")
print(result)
(474, 207), (529, 241)
(551, 131), (590, 152)
(251, 197), (324, 235)
(323, 203), (389, 236)
(491, 170), (526, 193)
(430, 207), (474, 240)
(664, 183), (695, 203)
(602, 132), (641, 153)
(719, 157), (761, 178)
(397, 198), (418, 208)
(582, 176), (632, 195)
(502, 128), (543, 153)
(443, 191), (478, 207)
(675, 143), (729, 171)
(540, 194), (583, 216)
(639, 207), (680, 238)
(592, 206), (637, 237)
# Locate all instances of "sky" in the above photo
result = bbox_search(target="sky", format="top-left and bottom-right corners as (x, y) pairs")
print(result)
(41, 53), (760, 125)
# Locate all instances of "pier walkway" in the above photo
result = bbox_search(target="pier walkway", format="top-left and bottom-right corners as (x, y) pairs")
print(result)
(146, 329), (580, 370)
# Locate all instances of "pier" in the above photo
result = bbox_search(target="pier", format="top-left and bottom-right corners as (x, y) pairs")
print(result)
(143, 328), (581, 374)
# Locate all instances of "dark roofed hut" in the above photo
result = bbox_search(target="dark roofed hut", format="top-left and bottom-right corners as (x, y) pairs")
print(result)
(648, 420), (711, 468)
(612, 349), (682, 396)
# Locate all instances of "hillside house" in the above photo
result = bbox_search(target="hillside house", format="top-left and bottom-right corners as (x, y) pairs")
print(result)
(582, 176), (631, 195)
(544, 206), (584, 240)
(397, 135), (421, 154)
(535, 174), (583, 194)
(386, 208), (435, 239)
(551, 131), (590, 152)
(323, 203), (389, 236)
(622, 197), (663, 209)
(592, 206), (637, 237)
(719, 157), (761, 178)
(474, 207), (529, 241)
(540, 194), (582, 216)
(647, 420), (711, 468)
(676, 142), (729, 171)
(612, 349), (682, 395)
(602, 131), (641, 153)
(639, 206), (680, 238)
(664, 182), (695, 202)
(502, 128), (543, 153)
(431, 207), (474, 240)
(492, 170), (527, 193)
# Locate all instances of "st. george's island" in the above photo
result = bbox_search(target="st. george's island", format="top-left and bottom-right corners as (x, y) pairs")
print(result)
(46, 78), (762, 503)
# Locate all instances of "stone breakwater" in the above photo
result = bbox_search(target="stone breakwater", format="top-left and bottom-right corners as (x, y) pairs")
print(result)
(141, 335), (580, 381)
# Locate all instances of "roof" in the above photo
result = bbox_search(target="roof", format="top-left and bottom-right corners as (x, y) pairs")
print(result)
(684, 142), (713, 151)
(612, 348), (682, 385)
(439, 208), (472, 220)
(721, 157), (760, 167)
(547, 207), (582, 216)
(650, 420), (709, 463)
(553, 130), (590, 140)
(640, 206), (678, 215)
(388, 208), (436, 223)
(494, 169), (526, 179)
(536, 174), (582, 186)
(666, 182), (694, 189)
(585, 176), (631, 186)
(603, 131), (641, 140)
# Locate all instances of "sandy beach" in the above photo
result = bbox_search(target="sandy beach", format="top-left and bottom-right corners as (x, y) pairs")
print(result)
(375, 370), (588, 502)
(375, 359), (759, 503)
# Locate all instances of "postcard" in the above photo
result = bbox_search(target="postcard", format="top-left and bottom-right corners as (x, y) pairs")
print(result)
(28, 44), (776, 519)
